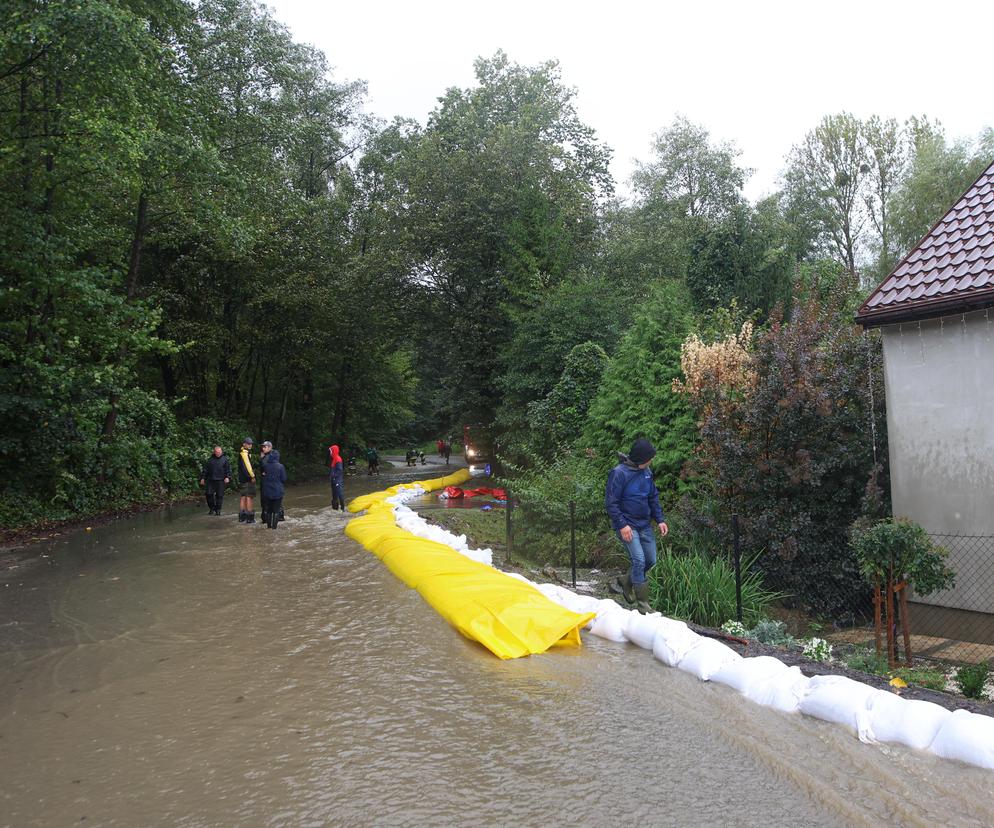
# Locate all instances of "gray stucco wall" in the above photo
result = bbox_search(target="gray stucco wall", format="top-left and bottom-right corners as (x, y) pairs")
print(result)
(881, 308), (994, 613)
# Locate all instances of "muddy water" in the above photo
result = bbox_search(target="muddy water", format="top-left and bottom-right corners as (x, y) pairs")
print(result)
(1, 476), (992, 827)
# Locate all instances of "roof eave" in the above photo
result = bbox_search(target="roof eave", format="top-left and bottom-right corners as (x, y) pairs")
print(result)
(856, 289), (994, 328)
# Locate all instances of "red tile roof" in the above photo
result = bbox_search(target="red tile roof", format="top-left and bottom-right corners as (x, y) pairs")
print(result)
(856, 160), (994, 326)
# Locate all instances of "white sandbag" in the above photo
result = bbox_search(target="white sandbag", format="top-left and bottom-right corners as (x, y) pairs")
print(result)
(533, 583), (575, 604)
(928, 709), (994, 769)
(799, 675), (877, 739)
(677, 637), (742, 680)
(624, 612), (666, 650)
(711, 655), (790, 694)
(652, 622), (701, 667)
(743, 666), (810, 713)
(558, 591), (602, 616)
(464, 547), (493, 566)
(863, 691), (951, 751)
(588, 605), (631, 642)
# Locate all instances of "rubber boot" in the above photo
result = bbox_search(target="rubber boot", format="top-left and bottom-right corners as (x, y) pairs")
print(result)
(246, 511), (255, 524)
(238, 511), (246, 523)
(609, 572), (636, 605)
(633, 581), (652, 614)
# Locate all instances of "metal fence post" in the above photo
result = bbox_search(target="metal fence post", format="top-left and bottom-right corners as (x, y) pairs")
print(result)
(732, 514), (742, 623)
(505, 488), (513, 565)
(569, 500), (577, 589)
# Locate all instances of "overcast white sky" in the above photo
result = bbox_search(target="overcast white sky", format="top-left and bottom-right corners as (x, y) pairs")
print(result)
(265, 0), (993, 202)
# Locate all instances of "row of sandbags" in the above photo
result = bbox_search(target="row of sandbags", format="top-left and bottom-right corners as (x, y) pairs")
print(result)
(509, 578), (994, 771)
(345, 473), (594, 659)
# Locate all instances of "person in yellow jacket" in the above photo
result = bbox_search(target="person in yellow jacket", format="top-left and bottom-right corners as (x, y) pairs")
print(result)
(237, 437), (257, 523)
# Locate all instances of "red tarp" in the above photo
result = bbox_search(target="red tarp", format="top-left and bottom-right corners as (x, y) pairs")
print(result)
(442, 486), (507, 501)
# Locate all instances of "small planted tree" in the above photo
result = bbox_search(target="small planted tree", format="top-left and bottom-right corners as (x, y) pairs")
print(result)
(850, 518), (955, 667)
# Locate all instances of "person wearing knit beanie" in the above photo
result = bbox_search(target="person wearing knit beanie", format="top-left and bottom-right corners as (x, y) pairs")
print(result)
(605, 437), (669, 612)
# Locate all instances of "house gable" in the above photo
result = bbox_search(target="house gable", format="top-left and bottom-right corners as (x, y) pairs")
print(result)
(856, 160), (994, 327)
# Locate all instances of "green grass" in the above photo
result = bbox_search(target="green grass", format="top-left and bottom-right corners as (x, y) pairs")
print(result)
(420, 507), (508, 553)
(843, 647), (949, 692)
(648, 550), (785, 628)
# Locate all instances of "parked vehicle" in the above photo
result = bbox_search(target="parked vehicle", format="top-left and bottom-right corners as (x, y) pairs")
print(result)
(463, 424), (494, 470)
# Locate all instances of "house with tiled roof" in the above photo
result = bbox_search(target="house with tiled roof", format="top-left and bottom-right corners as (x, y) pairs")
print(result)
(856, 160), (994, 629)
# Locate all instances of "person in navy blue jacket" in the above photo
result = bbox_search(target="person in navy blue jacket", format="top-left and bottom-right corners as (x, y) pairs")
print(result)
(605, 438), (669, 612)
(260, 452), (287, 530)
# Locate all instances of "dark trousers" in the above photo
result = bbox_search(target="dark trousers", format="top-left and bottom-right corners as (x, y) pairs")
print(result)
(262, 497), (283, 528)
(206, 480), (225, 513)
(330, 479), (345, 510)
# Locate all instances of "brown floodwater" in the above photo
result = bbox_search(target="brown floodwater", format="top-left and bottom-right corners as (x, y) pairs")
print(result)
(1, 475), (992, 827)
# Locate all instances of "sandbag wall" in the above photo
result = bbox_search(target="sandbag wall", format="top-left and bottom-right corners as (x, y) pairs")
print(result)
(345, 470), (594, 659)
(344, 471), (993, 770)
(519, 579), (994, 772)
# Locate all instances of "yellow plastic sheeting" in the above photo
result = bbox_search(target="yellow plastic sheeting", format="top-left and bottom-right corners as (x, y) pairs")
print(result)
(345, 470), (593, 659)
(344, 509), (402, 558)
(346, 468), (471, 513)
(417, 571), (593, 659)
(378, 536), (484, 589)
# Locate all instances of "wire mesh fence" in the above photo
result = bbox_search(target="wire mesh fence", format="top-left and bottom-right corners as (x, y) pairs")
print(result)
(501, 489), (994, 670)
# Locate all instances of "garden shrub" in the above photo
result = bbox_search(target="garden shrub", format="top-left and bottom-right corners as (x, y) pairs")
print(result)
(647, 550), (784, 628)
(954, 662), (991, 700)
(747, 619), (797, 647)
(674, 276), (889, 619)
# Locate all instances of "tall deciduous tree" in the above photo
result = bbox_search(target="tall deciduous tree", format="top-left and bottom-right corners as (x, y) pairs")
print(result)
(784, 112), (867, 276)
(400, 50), (612, 425)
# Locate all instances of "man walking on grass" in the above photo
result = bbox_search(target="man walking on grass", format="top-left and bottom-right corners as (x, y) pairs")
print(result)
(605, 438), (668, 613)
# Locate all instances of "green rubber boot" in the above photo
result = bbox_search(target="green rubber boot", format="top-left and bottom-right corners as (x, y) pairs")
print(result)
(633, 581), (653, 614)
(609, 572), (636, 605)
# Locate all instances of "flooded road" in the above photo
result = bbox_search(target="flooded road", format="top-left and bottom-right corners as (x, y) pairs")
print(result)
(1, 474), (992, 827)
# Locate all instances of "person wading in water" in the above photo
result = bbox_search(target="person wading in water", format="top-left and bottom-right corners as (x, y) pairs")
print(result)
(328, 444), (346, 511)
(199, 445), (230, 515)
(237, 437), (257, 524)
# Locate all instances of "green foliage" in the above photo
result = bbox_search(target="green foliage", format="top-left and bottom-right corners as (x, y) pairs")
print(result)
(685, 203), (793, 317)
(842, 648), (948, 691)
(844, 647), (891, 675)
(746, 619), (797, 647)
(891, 667), (947, 692)
(582, 281), (697, 501)
(850, 518), (956, 597)
(891, 117), (994, 256)
(647, 550), (785, 628)
(953, 662), (990, 700)
(679, 281), (887, 618)
(505, 450), (617, 567)
(496, 274), (628, 464)
(527, 342), (609, 456)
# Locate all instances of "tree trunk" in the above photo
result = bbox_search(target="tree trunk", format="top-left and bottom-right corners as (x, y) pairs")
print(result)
(273, 376), (292, 449)
(159, 354), (177, 398)
(885, 566), (896, 669)
(101, 191), (149, 445)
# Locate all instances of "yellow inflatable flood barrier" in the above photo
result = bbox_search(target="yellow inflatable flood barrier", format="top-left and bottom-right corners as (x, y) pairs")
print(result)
(345, 471), (594, 659)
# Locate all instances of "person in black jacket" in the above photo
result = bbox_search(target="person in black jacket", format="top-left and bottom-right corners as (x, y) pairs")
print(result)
(260, 452), (287, 530)
(199, 446), (231, 515)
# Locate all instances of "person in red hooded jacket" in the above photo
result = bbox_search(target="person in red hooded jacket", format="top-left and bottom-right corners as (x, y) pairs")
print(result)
(328, 444), (346, 511)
